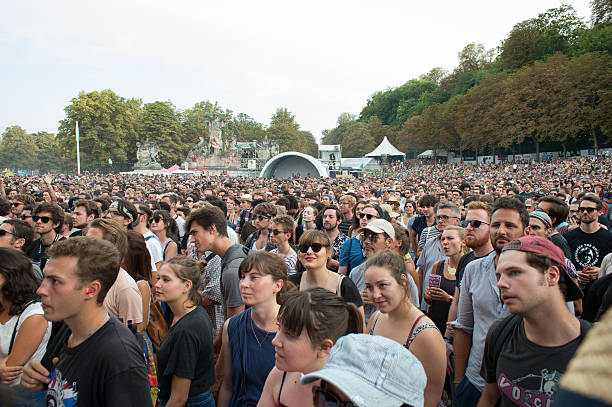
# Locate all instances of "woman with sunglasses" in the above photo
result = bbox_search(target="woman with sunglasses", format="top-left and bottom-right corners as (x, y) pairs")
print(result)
(0, 249), (51, 407)
(151, 210), (179, 260)
(257, 288), (363, 407)
(218, 252), (288, 407)
(365, 250), (446, 407)
(155, 256), (215, 407)
(290, 231), (364, 319)
(245, 203), (278, 253)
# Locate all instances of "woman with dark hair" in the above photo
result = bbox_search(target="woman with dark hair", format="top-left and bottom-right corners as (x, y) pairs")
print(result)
(258, 288), (363, 406)
(348, 200), (367, 238)
(218, 252), (289, 407)
(290, 231), (364, 320)
(151, 210), (179, 260)
(155, 256), (215, 407)
(0, 248), (51, 406)
(123, 231), (153, 334)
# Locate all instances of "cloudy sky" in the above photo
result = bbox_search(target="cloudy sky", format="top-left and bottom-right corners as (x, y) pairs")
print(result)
(1, 1), (591, 142)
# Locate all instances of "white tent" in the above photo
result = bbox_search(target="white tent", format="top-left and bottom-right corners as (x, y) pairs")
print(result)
(365, 136), (406, 158)
(417, 149), (448, 157)
(341, 157), (381, 171)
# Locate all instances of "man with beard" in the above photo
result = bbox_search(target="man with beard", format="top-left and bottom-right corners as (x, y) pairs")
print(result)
(454, 197), (528, 406)
(322, 205), (348, 272)
(444, 201), (494, 342)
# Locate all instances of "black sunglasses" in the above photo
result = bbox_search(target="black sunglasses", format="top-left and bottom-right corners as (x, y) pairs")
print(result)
(32, 216), (52, 223)
(312, 386), (356, 407)
(11, 202), (24, 207)
(358, 213), (377, 220)
(152, 216), (163, 223)
(436, 215), (458, 221)
(268, 229), (286, 236)
(21, 214), (32, 220)
(255, 214), (272, 221)
(467, 220), (489, 228)
(578, 207), (597, 213)
(299, 243), (325, 253)
(0, 229), (18, 238)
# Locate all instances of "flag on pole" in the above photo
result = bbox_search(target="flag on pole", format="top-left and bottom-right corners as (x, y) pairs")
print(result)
(76, 121), (81, 175)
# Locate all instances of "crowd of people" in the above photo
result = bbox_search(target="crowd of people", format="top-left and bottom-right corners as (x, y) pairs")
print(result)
(0, 154), (611, 407)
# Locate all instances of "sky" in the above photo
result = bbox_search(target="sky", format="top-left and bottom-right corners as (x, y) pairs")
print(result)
(0, 0), (592, 143)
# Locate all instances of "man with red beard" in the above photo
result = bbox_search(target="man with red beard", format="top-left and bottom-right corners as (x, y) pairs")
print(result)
(454, 197), (528, 406)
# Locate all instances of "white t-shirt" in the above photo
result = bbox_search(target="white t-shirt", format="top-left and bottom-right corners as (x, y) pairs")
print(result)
(227, 226), (239, 244)
(175, 215), (186, 237)
(144, 230), (163, 271)
(0, 302), (52, 385)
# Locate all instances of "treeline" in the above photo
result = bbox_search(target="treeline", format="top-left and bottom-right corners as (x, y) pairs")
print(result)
(322, 3), (611, 158)
(0, 93), (317, 172)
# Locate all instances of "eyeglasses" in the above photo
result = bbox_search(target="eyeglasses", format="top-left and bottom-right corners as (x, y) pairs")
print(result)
(363, 233), (383, 243)
(578, 207), (597, 213)
(152, 217), (163, 223)
(358, 213), (378, 220)
(185, 199), (194, 203)
(0, 229), (18, 238)
(466, 219), (489, 228)
(32, 216), (52, 223)
(299, 243), (326, 253)
(268, 229), (287, 236)
(255, 214), (272, 221)
(312, 386), (356, 407)
(20, 214), (32, 220)
(11, 202), (24, 207)
(436, 215), (458, 222)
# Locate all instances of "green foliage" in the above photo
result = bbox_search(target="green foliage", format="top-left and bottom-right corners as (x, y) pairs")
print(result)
(140, 101), (185, 167)
(590, 0), (612, 26)
(322, 120), (374, 157)
(264, 108), (315, 156)
(0, 126), (39, 171)
(230, 113), (265, 142)
(33, 132), (62, 173)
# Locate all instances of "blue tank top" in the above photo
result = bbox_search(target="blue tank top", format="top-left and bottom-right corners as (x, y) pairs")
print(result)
(227, 308), (276, 407)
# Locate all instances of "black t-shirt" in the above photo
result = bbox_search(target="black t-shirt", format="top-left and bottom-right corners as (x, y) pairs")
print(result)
(482, 318), (591, 407)
(156, 306), (215, 402)
(551, 233), (572, 260)
(564, 227), (612, 270)
(410, 216), (434, 242)
(46, 316), (150, 406)
(289, 272), (363, 307)
(28, 236), (66, 271)
(582, 273), (612, 322)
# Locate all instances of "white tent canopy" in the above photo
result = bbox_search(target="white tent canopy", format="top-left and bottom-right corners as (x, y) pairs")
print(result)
(365, 136), (405, 158)
(417, 149), (448, 157)
(341, 157), (381, 171)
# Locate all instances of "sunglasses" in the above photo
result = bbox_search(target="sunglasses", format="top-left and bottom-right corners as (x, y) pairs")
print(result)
(299, 243), (326, 253)
(578, 207), (597, 213)
(268, 229), (287, 236)
(152, 217), (163, 223)
(466, 219), (489, 228)
(363, 233), (383, 243)
(32, 216), (52, 223)
(358, 213), (377, 220)
(0, 229), (18, 238)
(312, 386), (356, 407)
(11, 202), (24, 207)
(21, 214), (32, 220)
(185, 199), (194, 203)
(255, 214), (272, 221)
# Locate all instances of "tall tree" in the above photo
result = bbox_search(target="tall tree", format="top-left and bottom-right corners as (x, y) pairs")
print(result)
(0, 126), (38, 171)
(264, 108), (316, 156)
(230, 113), (265, 142)
(140, 101), (185, 167)
(33, 132), (62, 172)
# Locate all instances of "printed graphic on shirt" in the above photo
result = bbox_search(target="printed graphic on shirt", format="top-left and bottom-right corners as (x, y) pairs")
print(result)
(573, 243), (600, 267)
(498, 369), (562, 407)
(47, 369), (78, 407)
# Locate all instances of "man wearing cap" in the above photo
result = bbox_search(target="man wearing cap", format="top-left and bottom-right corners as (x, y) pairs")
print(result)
(454, 197), (527, 407)
(301, 334), (427, 407)
(350, 219), (419, 322)
(478, 236), (590, 407)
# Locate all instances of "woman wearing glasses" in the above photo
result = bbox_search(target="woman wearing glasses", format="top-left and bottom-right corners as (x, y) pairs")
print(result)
(151, 210), (179, 260)
(244, 203), (278, 253)
(289, 231), (364, 320)
(218, 252), (288, 407)
(257, 288), (363, 407)
(365, 250), (446, 407)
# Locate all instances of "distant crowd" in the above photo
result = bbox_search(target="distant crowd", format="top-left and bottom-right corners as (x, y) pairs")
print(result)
(0, 154), (611, 407)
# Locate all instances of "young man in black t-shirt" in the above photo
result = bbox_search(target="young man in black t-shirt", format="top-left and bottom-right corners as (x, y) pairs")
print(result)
(21, 237), (150, 406)
(479, 236), (589, 407)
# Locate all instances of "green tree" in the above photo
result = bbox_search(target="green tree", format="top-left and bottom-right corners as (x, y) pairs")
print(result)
(0, 126), (39, 171)
(230, 113), (265, 142)
(419, 67), (449, 85)
(590, 0), (612, 25)
(263, 108), (316, 156)
(182, 101), (232, 150)
(33, 132), (62, 172)
(140, 101), (185, 167)
(57, 90), (142, 171)
(457, 43), (496, 72)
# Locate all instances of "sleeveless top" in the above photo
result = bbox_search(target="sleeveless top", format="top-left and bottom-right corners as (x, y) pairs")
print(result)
(227, 308), (276, 407)
(427, 260), (457, 332)
(161, 238), (173, 261)
(368, 311), (438, 349)
(278, 371), (289, 407)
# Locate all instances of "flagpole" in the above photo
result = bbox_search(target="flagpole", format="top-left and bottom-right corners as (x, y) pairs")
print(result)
(76, 121), (81, 175)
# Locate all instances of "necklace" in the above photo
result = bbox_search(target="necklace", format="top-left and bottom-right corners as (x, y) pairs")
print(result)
(448, 266), (456, 277)
(250, 315), (272, 348)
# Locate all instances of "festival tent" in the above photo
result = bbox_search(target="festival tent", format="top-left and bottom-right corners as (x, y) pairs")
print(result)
(364, 137), (406, 159)
(161, 164), (181, 173)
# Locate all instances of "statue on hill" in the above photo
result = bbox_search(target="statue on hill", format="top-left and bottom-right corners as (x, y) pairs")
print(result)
(134, 140), (161, 170)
